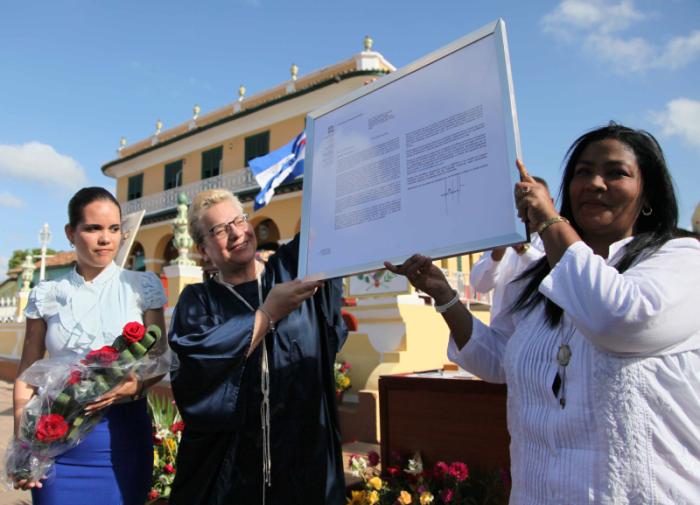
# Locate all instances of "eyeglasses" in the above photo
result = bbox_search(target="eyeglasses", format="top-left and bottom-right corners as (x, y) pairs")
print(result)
(207, 213), (249, 239)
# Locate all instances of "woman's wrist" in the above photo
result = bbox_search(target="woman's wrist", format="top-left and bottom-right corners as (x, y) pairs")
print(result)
(432, 283), (456, 306)
(131, 380), (144, 401)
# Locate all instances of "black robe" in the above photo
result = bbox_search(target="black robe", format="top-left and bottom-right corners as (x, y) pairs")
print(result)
(168, 235), (348, 504)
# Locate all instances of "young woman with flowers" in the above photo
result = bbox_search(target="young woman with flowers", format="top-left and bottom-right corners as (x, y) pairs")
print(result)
(12, 187), (167, 505)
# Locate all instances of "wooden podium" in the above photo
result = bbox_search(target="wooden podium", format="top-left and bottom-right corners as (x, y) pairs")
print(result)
(379, 371), (510, 471)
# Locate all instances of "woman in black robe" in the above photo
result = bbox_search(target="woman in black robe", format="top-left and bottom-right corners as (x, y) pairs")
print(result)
(168, 189), (348, 505)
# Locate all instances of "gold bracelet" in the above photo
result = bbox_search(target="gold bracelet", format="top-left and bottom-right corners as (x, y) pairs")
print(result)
(536, 216), (569, 235)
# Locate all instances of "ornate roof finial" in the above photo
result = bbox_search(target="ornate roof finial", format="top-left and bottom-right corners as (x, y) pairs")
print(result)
(193, 104), (201, 120)
(290, 63), (299, 81)
(155, 119), (163, 135)
(119, 136), (127, 150)
(364, 35), (373, 52)
(238, 85), (246, 102)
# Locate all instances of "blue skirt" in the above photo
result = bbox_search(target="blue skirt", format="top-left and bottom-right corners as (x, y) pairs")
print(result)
(32, 398), (153, 505)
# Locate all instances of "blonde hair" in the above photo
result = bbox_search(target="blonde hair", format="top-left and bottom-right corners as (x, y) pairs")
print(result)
(188, 189), (243, 243)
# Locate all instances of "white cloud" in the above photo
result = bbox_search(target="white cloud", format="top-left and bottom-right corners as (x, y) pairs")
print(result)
(658, 30), (700, 70)
(0, 191), (24, 208)
(0, 142), (87, 189)
(542, 0), (645, 35)
(584, 33), (655, 73)
(542, 0), (699, 72)
(650, 98), (700, 150)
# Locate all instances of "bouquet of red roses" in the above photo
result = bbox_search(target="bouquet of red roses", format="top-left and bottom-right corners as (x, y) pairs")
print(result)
(4, 321), (163, 485)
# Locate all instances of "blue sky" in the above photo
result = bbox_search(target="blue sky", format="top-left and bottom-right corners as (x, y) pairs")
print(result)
(1, 0), (698, 280)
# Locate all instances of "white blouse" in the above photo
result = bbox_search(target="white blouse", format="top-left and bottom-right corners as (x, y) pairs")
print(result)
(25, 262), (167, 358)
(470, 234), (545, 318)
(450, 237), (700, 504)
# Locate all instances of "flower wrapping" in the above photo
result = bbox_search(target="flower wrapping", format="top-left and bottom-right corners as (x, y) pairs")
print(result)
(4, 322), (166, 486)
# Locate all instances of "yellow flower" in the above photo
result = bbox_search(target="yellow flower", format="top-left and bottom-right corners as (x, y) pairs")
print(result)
(153, 449), (159, 467)
(347, 490), (365, 505)
(420, 491), (434, 504)
(398, 490), (412, 504)
(368, 476), (383, 490)
(368, 490), (379, 504)
(165, 438), (177, 453)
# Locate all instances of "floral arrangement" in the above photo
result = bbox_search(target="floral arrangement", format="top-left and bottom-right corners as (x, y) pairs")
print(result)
(4, 322), (162, 485)
(147, 393), (184, 503)
(347, 451), (508, 505)
(335, 360), (352, 398)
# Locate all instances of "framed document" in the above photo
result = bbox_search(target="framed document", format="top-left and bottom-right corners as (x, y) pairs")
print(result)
(115, 210), (145, 269)
(299, 19), (526, 280)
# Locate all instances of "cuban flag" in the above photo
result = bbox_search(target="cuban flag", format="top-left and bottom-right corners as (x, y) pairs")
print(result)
(249, 132), (306, 210)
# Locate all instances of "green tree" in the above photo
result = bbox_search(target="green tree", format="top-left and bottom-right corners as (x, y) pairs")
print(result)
(7, 248), (57, 270)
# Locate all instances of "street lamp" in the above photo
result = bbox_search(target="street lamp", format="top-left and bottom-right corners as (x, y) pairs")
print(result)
(38, 223), (51, 282)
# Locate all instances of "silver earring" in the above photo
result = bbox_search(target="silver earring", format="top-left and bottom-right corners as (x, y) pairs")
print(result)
(642, 205), (653, 217)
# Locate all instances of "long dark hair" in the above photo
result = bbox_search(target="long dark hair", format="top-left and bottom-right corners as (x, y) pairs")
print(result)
(511, 123), (693, 326)
(68, 187), (121, 229)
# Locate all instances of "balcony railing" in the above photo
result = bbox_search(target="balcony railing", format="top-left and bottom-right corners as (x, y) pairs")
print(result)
(123, 168), (259, 215)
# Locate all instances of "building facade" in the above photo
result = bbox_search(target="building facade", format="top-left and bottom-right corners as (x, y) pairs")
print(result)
(102, 38), (396, 273)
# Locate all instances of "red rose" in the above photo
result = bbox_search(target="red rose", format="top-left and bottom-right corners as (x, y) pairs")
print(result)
(148, 489), (159, 500)
(386, 466), (401, 477)
(122, 321), (146, 343)
(441, 489), (454, 503)
(170, 421), (185, 434)
(67, 369), (83, 385)
(367, 450), (380, 467)
(84, 346), (119, 366)
(36, 414), (69, 442)
(433, 461), (449, 479)
(449, 461), (469, 481)
(164, 463), (175, 474)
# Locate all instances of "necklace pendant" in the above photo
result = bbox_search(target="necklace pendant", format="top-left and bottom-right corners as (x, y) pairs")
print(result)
(557, 344), (571, 367)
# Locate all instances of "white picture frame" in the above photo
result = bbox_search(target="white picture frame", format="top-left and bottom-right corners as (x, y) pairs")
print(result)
(299, 19), (526, 280)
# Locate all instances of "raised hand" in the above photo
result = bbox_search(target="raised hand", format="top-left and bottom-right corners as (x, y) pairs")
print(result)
(514, 159), (558, 231)
(261, 279), (324, 324)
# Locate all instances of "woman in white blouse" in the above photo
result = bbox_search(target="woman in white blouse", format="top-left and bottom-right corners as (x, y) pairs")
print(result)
(387, 124), (700, 504)
(12, 187), (167, 505)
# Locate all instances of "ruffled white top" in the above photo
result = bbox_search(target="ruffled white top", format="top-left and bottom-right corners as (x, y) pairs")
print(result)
(25, 262), (167, 358)
(449, 237), (700, 504)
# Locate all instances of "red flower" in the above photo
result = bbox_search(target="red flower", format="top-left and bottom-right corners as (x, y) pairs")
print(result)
(170, 421), (185, 434)
(67, 369), (83, 385)
(340, 362), (351, 373)
(35, 414), (69, 442)
(84, 346), (119, 366)
(122, 321), (146, 343)
(386, 466), (401, 477)
(449, 461), (469, 481)
(164, 463), (175, 474)
(441, 488), (454, 503)
(433, 461), (449, 479)
(367, 450), (380, 467)
(347, 453), (360, 469)
(148, 489), (159, 500)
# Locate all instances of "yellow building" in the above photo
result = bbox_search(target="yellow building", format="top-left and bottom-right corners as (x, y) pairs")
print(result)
(102, 37), (396, 274)
(101, 37), (493, 443)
